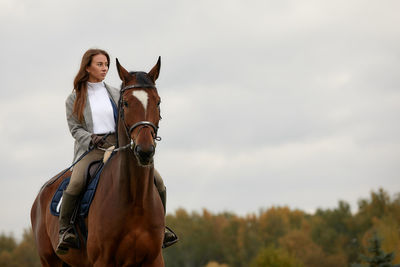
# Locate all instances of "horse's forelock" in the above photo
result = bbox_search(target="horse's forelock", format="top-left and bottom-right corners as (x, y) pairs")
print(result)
(120, 71), (155, 89)
(134, 72), (155, 87)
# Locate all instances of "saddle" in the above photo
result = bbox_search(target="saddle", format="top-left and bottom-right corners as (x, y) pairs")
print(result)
(50, 159), (108, 248)
(50, 160), (105, 218)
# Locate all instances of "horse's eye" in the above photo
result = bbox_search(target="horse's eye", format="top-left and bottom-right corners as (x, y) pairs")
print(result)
(157, 100), (162, 120)
(123, 101), (129, 107)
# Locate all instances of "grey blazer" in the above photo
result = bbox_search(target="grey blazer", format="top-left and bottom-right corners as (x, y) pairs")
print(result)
(65, 83), (120, 163)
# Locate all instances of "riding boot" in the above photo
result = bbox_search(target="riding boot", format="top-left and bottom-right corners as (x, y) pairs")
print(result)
(159, 188), (179, 248)
(56, 191), (80, 255)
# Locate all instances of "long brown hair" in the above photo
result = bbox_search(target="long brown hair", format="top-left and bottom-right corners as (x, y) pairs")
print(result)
(72, 48), (110, 122)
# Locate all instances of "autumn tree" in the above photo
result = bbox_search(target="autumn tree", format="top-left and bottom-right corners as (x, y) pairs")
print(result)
(204, 261), (229, 267)
(258, 206), (299, 246)
(0, 229), (40, 267)
(280, 228), (347, 267)
(163, 209), (238, 267)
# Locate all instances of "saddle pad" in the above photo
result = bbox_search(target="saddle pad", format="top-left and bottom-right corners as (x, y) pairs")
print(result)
(50, 163), (105, 217)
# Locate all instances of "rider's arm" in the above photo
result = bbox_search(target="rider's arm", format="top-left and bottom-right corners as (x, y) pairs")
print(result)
(65, 92), (92, 150)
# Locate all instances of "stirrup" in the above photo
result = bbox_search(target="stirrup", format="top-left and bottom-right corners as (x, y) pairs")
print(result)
(162, 226), (179, 248)
(56, 227), (79, 254)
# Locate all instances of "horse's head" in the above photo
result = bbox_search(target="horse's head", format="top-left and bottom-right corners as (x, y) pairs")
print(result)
(116, 57), (162, 166)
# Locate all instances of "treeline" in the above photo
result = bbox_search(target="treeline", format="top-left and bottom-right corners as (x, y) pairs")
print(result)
(0, 229), (40, 267)
(163, 188), (400, 267)
(1, 188), (399, 266)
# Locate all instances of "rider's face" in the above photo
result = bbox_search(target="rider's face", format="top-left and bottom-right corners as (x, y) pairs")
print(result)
(86, 54), (109, 83)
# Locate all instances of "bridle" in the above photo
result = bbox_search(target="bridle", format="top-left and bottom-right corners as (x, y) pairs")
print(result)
(117, 83), (161, 151)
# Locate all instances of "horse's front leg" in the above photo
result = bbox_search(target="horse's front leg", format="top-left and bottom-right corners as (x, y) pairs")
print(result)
(93, 260), (113, 267)
(141, 253), (164, 267)
(39, 255), (63, 267)
(91, 252), (113, 267)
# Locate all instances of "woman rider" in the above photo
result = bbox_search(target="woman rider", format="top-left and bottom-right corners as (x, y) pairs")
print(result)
(57, 48), (177, 254)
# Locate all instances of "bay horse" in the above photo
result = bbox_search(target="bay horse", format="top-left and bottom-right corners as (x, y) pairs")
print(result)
(31, 58), (166, 266)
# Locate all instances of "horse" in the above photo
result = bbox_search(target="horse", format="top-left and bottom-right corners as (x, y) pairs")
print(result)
(31, 57), (166, 266)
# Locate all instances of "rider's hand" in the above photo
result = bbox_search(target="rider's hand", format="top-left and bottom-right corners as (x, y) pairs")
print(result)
(91, 134), (105, 147)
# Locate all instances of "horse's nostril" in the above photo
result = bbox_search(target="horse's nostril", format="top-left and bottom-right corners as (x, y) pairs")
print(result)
(149, 145), (155, 154)
(135, 145), (155, 160)
(134, 145), (141, 155)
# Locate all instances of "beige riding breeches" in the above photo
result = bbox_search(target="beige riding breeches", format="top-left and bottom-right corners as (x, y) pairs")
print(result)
(66, 134), (165, 195)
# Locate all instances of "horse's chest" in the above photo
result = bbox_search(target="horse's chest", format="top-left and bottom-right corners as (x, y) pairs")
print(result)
(103, 228), (162, 264)
(88, 207), (164, 264)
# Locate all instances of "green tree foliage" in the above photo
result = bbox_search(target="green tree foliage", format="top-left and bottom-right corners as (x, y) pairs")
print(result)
(163, 209), (259, 267)
(249, 245), (304, 267)
(0, 233), (16, 253)
(352, 232), (395, 267)
(310, 200), (358, 262)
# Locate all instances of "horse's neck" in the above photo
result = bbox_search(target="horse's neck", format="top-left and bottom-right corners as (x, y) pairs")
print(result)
(116, 122), (155, 207)
(117, 151), (154, 208)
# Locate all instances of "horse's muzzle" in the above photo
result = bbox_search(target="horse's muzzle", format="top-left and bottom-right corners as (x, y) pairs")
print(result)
(134, 145), (155, 166)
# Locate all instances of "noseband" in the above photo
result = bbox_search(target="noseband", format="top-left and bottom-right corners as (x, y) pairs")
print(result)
(119, 83), (161, 150)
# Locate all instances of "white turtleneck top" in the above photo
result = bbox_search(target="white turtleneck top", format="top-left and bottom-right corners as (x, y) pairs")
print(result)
(87, 81), (115, 134)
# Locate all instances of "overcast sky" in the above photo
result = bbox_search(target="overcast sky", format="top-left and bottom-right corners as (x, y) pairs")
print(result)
(1, 0), (399, 238)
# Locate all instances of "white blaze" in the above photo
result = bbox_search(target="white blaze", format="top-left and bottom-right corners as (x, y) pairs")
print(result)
(132, 90), (149, 113)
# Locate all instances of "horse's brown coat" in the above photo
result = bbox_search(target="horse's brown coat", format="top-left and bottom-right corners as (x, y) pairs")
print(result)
(31, 58), (165, 267)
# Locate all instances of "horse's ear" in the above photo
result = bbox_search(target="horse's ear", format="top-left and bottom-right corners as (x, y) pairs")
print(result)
(116, 58), (131, 83)
(148, 56), (161, 82)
